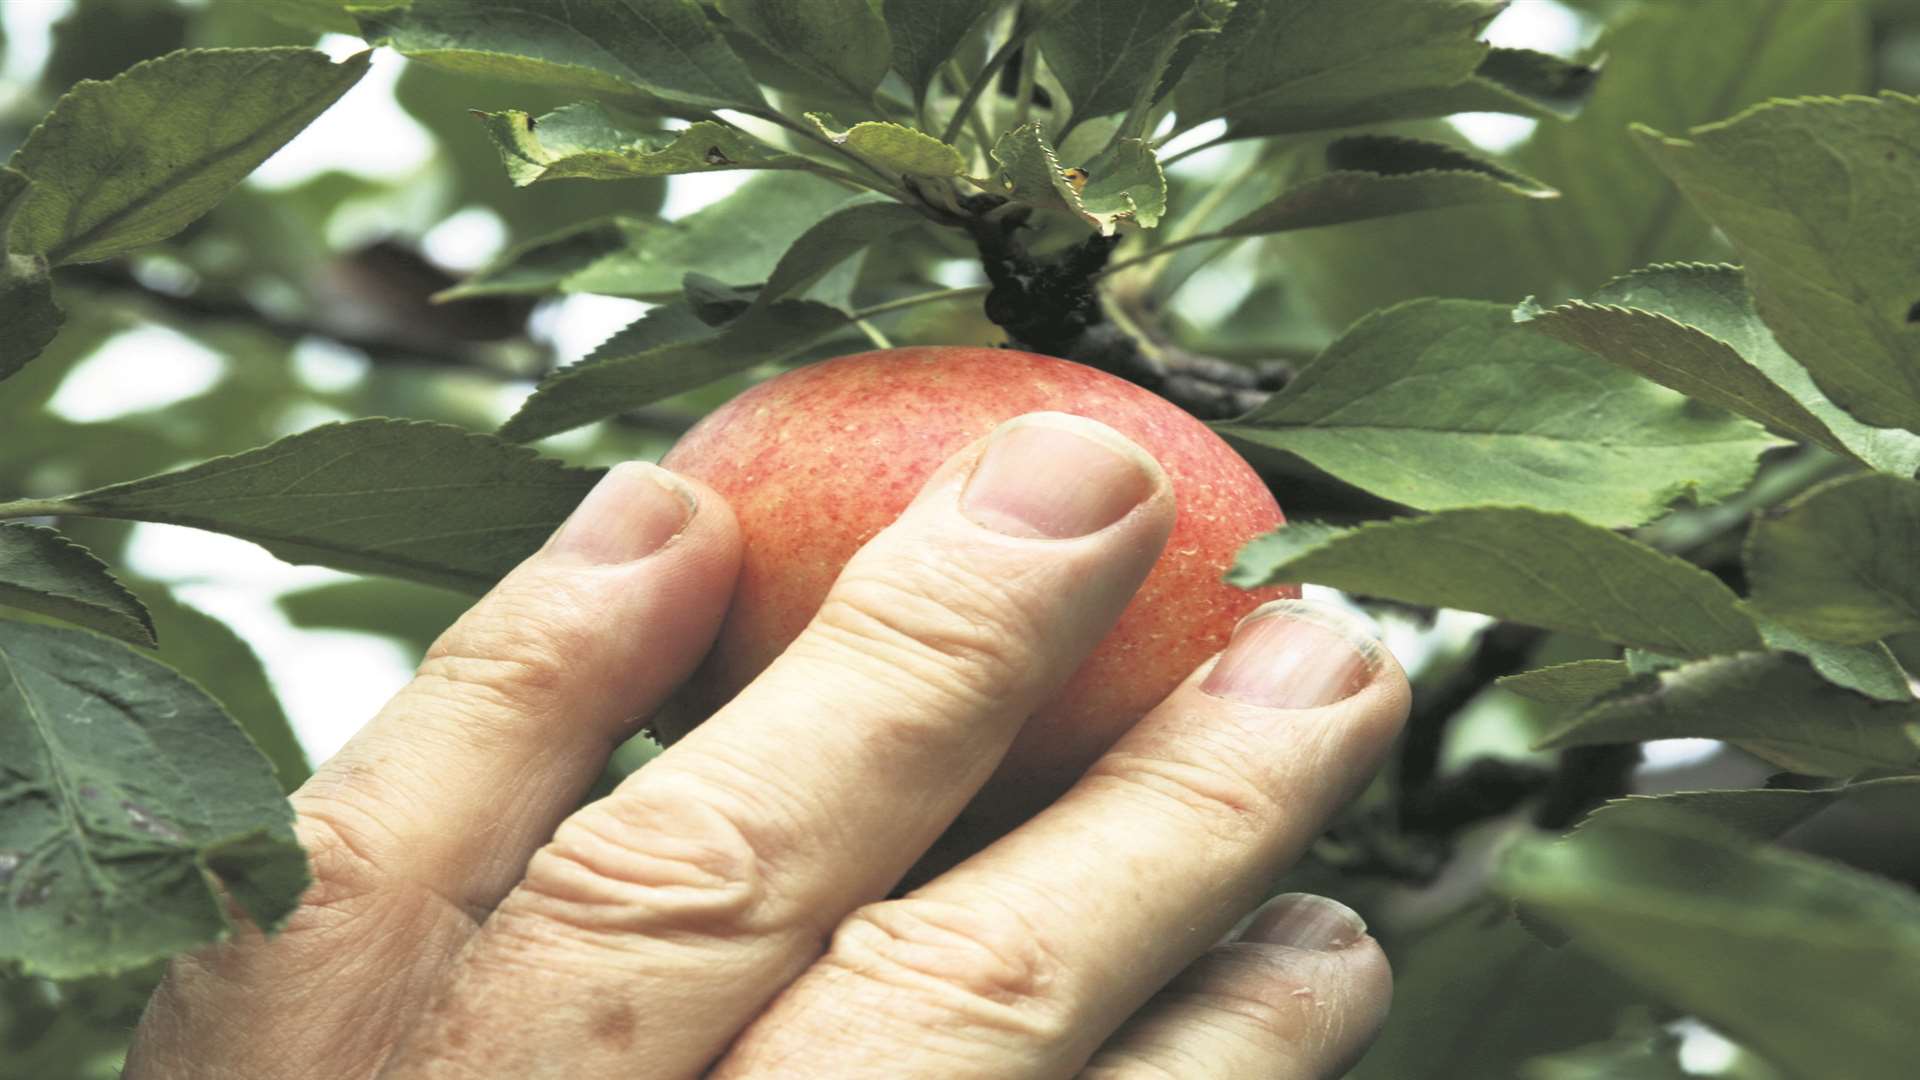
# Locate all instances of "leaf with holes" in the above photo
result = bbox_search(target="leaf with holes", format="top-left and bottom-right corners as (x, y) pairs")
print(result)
(0, 619), (307, 978)
(475, 105), (798, 185)
(804, 114), (967, 177)
(992, 125), (1164, 233)
(4, 48), (369, 266)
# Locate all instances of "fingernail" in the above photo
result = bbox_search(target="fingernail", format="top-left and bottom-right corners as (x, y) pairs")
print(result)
(1200, 600), (1377, 708)
(1241, 893), (1367, 951)
(549, 462), (696, 564)
(960, 413), (1158, 539)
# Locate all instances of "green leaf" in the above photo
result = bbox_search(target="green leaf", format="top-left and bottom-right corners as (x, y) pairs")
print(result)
(59, 420), (602, 593)
(1229, 510), (1762, 658)
(1498, 659), (1634, 708)
(1347, 896), (1650, 1080)
(991, 124), (1165, 233)
(715, 0), (891, 100)
(1522, 263), (1920, 474)
(4, 48), (371, 266)
(883, 0), (995, 107)
(1744, 473), (1920, 645)
(1636, 93), (1920, 433)
(475, 105), (797, 185)
(1, 169), (64, 382)
(0, 526), (153, 648)
(351, 0), (766, 113)
(1521, 1031), (1688, 1080)
(1536, 651), (1920, 776)
(500, 301), (849, 442)
(804, 113), (967, 177)
(0, 253), (60, 383)
(1211, 135), (1556, 238)
(1470, 46), (1604, 121)
(0, 620), (307, 979)
(279, 578), (469, 658)
(1755, 617), (1914, 703)
(1036, 0), (1201, 128)
(1579, 776), (1920, 843)
(1218, 300), (1783, 528)
(1172, 0), (1501, 137)
(253, 0), (360, 34)
(1284, 0), (1869, 329)
(135, 586), (309, 793)
(759, 196), (928, 301)
(1497, 813), (1920, 1080)
(441, 173), (860, 301)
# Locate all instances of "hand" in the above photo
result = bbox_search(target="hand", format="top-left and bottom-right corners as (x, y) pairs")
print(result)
(127, 413), (1410, 1079)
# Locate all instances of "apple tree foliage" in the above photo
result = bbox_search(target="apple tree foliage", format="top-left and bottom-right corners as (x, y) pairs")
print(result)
(2, 0), (1919, 1074)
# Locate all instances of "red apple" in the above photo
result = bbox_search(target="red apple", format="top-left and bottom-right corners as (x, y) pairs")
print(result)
(658, 346), (1293, 823)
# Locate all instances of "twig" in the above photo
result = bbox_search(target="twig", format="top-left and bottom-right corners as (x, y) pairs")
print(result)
(851, 284), (990, 320)
(941, 30), (1030, 146)
(1397, 622), (1546, 810)
(61, 263), (535, 377)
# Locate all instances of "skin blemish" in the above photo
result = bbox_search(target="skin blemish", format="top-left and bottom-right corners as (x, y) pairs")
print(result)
(1906, 299), (1920, 324)
(0, 851), (19, 886)
(589, 1004), (636, 1050)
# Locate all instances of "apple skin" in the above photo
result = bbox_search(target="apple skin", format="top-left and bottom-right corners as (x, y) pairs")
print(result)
(658, 346), (1294, 823)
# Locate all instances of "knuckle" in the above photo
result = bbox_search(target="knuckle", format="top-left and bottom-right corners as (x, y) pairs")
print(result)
(413, 584), (596, 723)
(1083, 732), (1281, 848)
(508, 777), (780, 942)
(291, 798), (392, 919)
(806, 554), (1044, 711)
(821, 895), (1073, 1042)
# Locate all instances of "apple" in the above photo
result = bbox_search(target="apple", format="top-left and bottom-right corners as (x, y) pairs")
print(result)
(657, 346), (1293, 825)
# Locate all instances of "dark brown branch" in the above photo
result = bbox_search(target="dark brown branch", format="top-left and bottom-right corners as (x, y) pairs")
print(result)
(959, 199), (1290, 419)
(61, 252), (542, 378)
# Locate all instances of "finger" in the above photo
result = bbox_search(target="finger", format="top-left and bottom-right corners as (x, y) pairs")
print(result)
(385, 413), (1178, 1079)
(1081, 894), (1393, 1080)
(133, 463), (743, 1079)
(715, 598), (1408, 1078)
(294, 462), (742, 916)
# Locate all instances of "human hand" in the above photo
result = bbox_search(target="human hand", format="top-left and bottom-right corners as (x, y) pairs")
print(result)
(127, 412), (1410, 1079)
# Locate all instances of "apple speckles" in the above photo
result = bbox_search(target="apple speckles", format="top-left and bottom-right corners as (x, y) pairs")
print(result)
(663, 346), (1294, 815)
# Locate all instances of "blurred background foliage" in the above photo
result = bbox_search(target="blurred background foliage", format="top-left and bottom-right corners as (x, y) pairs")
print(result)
(4, 0), (1920, 1076)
